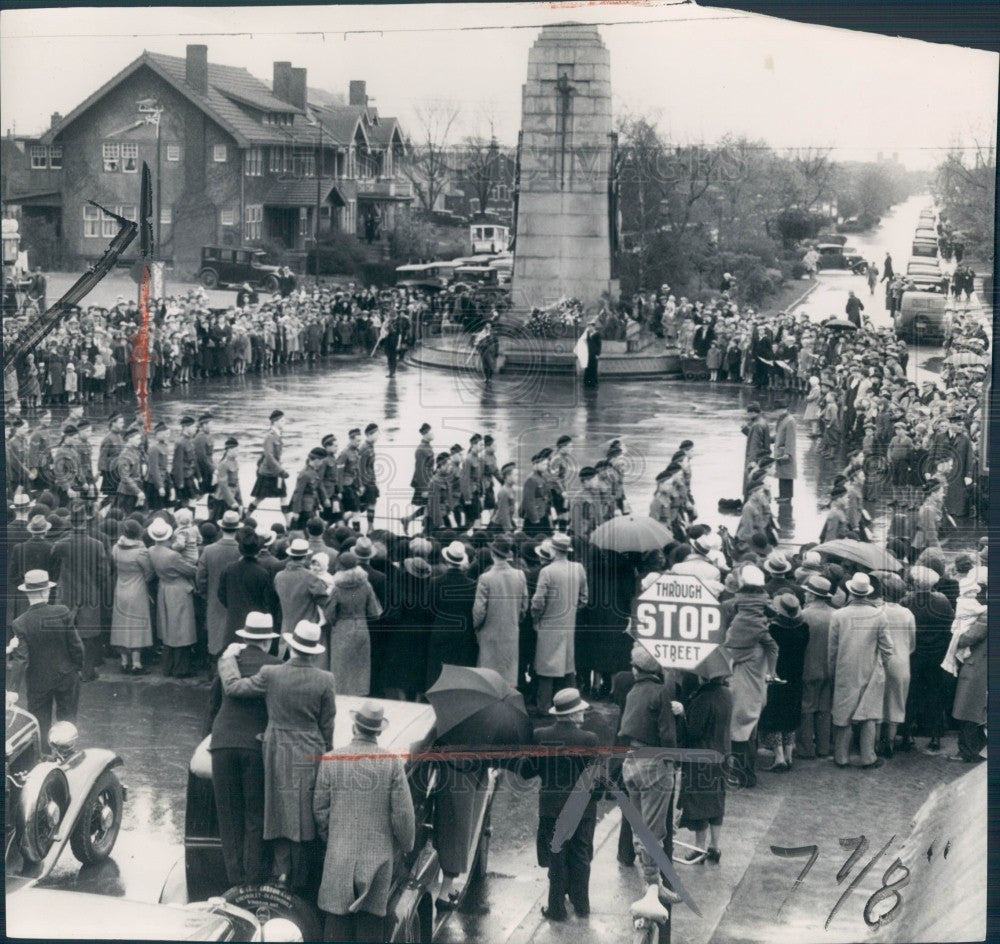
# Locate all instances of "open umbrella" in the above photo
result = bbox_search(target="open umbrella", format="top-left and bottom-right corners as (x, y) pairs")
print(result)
(824, 318), (859, 332)
(945, 351), (988, 367)
(590, 515), (673, 553)
(814, 539), (903, 573)
(425, 664), (528, 741)
(693, 647), (732, 682)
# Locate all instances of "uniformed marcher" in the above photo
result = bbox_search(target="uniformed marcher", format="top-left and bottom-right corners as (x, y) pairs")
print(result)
(425, 452), (452, 535)
(212, 437), (242, 521)
(569, 465), (602, 541)
(521, 448), (553, 537)
(401, 422), (434, 531)
(460, 434), (485, 527)
(446, 444), (464, 529)
(336, 427), (363, 527)
(358, 422), (380, 533)
(144, 422), (172, 510)
(206, 611), (282, 886)
(116, 426), (146, 513)
(548, 435), (573, 528)
(171, 414), (200, 502)
(290, 447), (326, 530)
(193, 412), (216, 496)
(248, 410), (288, 517)
(98, 412), (126, 498)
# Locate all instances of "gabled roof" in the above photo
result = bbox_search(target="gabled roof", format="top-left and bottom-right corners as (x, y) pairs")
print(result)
(307, 103), (371, 150)
(368, 117), (405, 150)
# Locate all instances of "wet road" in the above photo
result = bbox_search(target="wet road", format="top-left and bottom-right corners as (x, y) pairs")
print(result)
(28, 194), (985, 939)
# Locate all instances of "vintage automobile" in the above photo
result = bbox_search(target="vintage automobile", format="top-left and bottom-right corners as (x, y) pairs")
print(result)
(198, 246), (284, 292)
(813, 242), (868, 274)
(905, 260), (946, 292)
(5, 696), (125, 882)
(167, 695), (497, 942)
(911, 236), (939, 259)
(4, 884), (299, 941)
(895, 289), (949, 342)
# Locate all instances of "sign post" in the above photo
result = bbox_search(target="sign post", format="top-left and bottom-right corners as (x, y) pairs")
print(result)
(631, 573), (723, 670)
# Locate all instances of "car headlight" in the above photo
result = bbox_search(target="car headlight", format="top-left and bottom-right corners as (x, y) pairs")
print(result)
(48, 722), (79, 757)
(262, 918), (303, 942)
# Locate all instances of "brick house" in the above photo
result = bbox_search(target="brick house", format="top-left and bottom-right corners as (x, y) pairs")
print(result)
(444, 147), (517, 226)
(36, 45), (409, 275)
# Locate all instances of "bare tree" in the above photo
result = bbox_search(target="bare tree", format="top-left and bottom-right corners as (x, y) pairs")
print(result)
(460, 133), (502, 219)
(400, 104), (460, 213)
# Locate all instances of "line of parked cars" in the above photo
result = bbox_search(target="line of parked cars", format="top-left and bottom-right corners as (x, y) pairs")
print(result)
(895, 206), (951, 343)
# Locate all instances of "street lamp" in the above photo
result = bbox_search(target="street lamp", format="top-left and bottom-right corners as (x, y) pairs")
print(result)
(137, 98), (164, 252)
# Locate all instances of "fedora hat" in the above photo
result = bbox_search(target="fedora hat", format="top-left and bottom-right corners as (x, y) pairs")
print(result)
(550, 532), (573, 554)
(739, 564), (766, 588)
(549, 687), (589, 716)
(845, 572), (875, 597)
(488, 535), (514, 559)
(283, 620), (325, 655)
(12, 492), (31, 508)
(287, 538), (310, 558)
(353, 536), (374, 560)
(350, 702), (390, 735)
(763, 551), (791, 575)
(630, 643), (661, 674)
(220, 509), (242, 531)
(409, 537), (433, 559)
(404, 557), (432, 579)
(536, 540), (555, 562)
(767, 593), (802, 623)
(27, 515), (51, 535)
(148, 517), (173, 542)
(19, 569), (55, 593)
(801, 574), (832, 598)
(236, 612), (279, 640)
(909, 565), (940, 590)
(442, 541), (468, 567)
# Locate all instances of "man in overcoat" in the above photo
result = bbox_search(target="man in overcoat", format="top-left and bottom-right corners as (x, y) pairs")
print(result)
(313, 703), (415, 942)
(531, 533), (588, 713)
(218, 531), (281, 652)
(949, 592), (987, 763)
(196, 510), (243, 661)
(426, 542), (477, 689)
(472, 535), (528, 687)
(521, 449), (553, 537)
(193, 412), (216, 497)
(828, 573), (893, 768)
(741, 403), (771, 498)
(273, 539), (330, 657)
(795, 575), (835, 759)
(773, 403), (797, 501)
(206, 612), (282, 885)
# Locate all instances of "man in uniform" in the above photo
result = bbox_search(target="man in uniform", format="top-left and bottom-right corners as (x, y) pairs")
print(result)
(8, 418), (32, 496)
(446, 443), (465, 530)
(290, 447), (326, 531)
(193, 412), (216, 497)
(521, 448), (553, 537)
(460, 434), (485, 529)
(425, 452), (452, 536)
(144, 421), (172, 510)
(172, 414), (200, 504)
(98, 412), (126, 500)
(116, 425), (146, 514)
(819, 484), (850, 543)
(402, 422), (434, 532)
(741, 402), (771, 499)
(491, 461), (518, 533)
(27, 409), (55, 495)
(548, 435), (573, 529)
(74, 419), (97, 499)
(336, 428), (363, 530)
(358, 422), (381, 533)
(569, 466), (602, 542)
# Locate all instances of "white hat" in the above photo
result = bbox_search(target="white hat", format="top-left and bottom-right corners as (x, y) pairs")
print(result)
(19, 569), (56, 593)
(442, 541), (468, 566)
(739, 564), (766, 588)
(287, 538), (310, 558)
(845, 572), (875, 597)
(282, 620), (325, 655)
(148, 518), (173, 542)
(236, 612), (279, 640)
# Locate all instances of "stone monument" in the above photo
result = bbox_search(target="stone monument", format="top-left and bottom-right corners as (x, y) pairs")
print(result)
(512, 23), (619, 313)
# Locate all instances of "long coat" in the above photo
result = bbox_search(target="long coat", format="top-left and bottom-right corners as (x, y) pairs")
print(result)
(723, 591), (779, 740)
(881, 601), (916, 724)
(313, 738), (415, 917)
(951, 612), (986, 724)
(149, 543), (197, 648)
(943, 431), (975, 517)
(323, 566), (381, 695)
(8, 536), (55, 623)
(378, 566), (432, 695)
(110, 537), (154, 650)
(828, 599), (893, 726)
(576, 548), (635, 675)
(758, 618), (809, 733)
(50, 529), (111, 640)
(472, 560), (528, 687)
(218, 656), (336, 842)
(678, 679), (733, 826)
(773, 413), (797, 481)
(531, 558), (588, 677)
(195, 535), (242, 655)
(426, 568), (477, 689)
(218, 556), (281, 646)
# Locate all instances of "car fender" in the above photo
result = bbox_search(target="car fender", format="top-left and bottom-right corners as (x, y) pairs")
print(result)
(37, 749), (124, 878)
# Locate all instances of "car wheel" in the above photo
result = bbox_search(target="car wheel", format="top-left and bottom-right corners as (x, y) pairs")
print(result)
(70, 770), (123, 865)
(264, 275), (280, 293)
(222, 883), (322, 941)
(199, 269), (219, 289)
(471, 805), (492, 883)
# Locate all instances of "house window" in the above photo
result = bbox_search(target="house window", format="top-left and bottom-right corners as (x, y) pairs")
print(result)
(213, 144), (228, 163)
(83, 204), (101, 237)
(293, 150), (315, 178)
(494, 184), (508, 201)
(269, 147), (284, 173)
(347, 199), (356, 233)
(220, 209), (235, 226)
(166, 145), (180, 162)
(245, 204), (262, 240)
(244, 147), (263, 177)
(160, 206), (172, 225)
(122, 143), (139, 173)
(48, 146), (63, 170)
(102, 143), (120, 172)
(30, 145), (48, 169)
(298, 206), (310, 237)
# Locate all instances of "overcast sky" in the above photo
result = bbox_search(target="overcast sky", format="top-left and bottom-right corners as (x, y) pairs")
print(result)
(2, 2), (996, 169)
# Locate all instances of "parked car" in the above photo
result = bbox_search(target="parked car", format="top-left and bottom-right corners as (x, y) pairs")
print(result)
(171, 695), (497, 943)
(5, 696), (125, 882)
(895, 290), (948, 342)
(814, 243), (868, 274)
(5, 885), (294, 941)
(197, 247), (283, 291)
(911, 237), (939, 259)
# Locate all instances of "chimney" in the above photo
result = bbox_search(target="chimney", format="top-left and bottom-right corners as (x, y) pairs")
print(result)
(288, 68), (307, 112)
(50, 112), (62, 130)
(273, 61), (292, 105)
(185, 44), (209, 95)
(349, 80), (367, 108)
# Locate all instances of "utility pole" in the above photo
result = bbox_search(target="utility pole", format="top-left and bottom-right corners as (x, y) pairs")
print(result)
(315, 122), (322, 285)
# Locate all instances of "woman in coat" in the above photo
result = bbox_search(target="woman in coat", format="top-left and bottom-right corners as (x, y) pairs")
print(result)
(323, 552), (382, 695)
(876, 573), (916, 757)
(219, 620), (336, 890)
(110, 519), (154, 674)
(147, 517), (197, 678)
(313, 703), (415, 942)
(721, 565), (778, 788)
(803, 377), (822, 436)
(758, 594), (809, 771)
(678, 659), (734, 863)
(472, 538), (529, 688)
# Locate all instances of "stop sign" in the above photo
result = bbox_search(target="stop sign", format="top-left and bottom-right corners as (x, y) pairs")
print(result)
(632, 573), (723, 670)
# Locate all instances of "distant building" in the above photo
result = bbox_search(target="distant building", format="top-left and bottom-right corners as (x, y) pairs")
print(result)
(14, 45), (410, 273)
(443, 146), (517, 225)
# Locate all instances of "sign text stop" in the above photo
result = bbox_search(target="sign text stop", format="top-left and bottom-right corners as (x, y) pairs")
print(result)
(632, 572), (723, 670)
